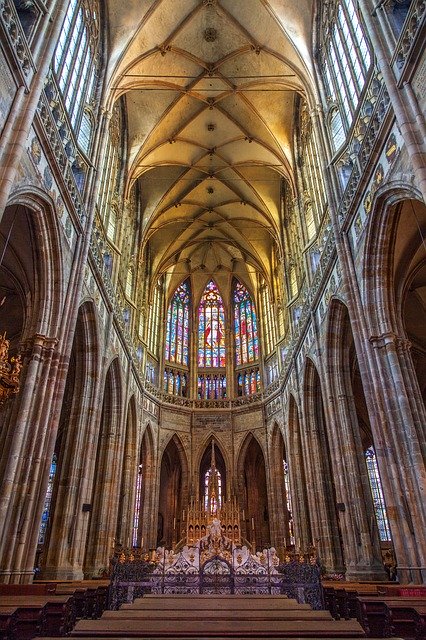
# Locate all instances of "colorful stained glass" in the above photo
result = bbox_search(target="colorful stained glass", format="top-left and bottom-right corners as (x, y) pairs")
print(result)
(197, 374), (226, 399)
(233, 281), (259, 365)
(198, 280), (226, 368)
(38, 453), (57, 545)
(132, 463), (143, 547)
(365, 447), (391, 542)
(165, 280), (190, 366)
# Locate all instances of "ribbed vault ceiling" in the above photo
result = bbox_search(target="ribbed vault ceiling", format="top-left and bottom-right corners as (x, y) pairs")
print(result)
(106, 0), (316, 301)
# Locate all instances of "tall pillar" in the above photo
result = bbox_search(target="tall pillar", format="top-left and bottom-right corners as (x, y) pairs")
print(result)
(369, 332), (426, 583)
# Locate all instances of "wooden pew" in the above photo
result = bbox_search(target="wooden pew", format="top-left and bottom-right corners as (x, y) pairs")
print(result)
(0, 595), (75, 637)
(323, 584), (379, 620)
(0, 606), (17, 640)
(0, 601), (45, 640)
(357, 596), (426, 638)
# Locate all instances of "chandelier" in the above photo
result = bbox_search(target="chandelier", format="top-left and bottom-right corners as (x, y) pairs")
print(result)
(0, 333), (22, 405)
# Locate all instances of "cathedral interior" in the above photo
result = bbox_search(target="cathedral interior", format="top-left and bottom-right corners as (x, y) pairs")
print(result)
(0, 0), (425, 593)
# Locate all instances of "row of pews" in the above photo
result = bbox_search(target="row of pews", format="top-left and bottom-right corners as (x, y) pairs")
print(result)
(0, 580), (109, 640)
(323, 582), (426, 639)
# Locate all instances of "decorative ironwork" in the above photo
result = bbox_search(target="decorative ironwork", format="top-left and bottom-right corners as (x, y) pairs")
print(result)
(109, 519), (323, 609)
(0, 333), (22, 405)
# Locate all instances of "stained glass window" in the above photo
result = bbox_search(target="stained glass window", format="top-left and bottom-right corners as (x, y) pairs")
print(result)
(233, 281), (259, 366)
(283, 460), (295, 546)
(147, 280), (162, 356)
(261, 284), (275, 355)
(321, 0), (371, 147)
(38, 453), (57, 545)
(204, 468), (222, 512)
(365, 447), (391, 542)
(132, 463), (143, 547)
(54, 0), (99, 143)
(237, 369), (261, 396)
(197, 374), (226, 399)
(165, 280), (190, 366)
(198, 280), (226, 368)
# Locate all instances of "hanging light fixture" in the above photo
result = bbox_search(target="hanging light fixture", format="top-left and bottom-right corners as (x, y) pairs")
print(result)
(0, 206), (22, 405)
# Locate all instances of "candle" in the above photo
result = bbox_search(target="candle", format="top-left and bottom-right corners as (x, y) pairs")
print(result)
(141, 537), (144, 549)
(173, 517), (176, 529)
(251, 517), (255, 530)
(242, 510), (245, 520)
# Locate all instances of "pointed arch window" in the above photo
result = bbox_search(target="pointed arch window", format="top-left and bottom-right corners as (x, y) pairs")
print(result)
(53, 0), (99, 141)
(147, 280), (162, 357)
(165, 280), (190, 366)
(321, 0), (372, 147)
(204, 467), (223, 513)
(260, 283), (275, 356)
(198, 280), (226, 368)
(233, 280), (259, 366)
(132, 463), (143, 547)
(283, 460), (295, 546)
(365, 447), (391, 542)
(38, 453), (57, 545)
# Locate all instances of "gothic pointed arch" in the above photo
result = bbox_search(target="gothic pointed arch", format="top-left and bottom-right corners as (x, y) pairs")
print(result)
(287, 393), (311, 549)
(325, 297), (387, 579)
(236, 432), (270, 550)
(233, 278), (259, 366)
(116, 394), (138, 548)
(157, 434), (189, 548)
(269, 423), (294, 551)
(198, 279), (226, 369)
(302, 357), (344, 573)
(38, 300), (101, 579)
(132, 422), (156, 549)
(199, 438), (227, 513)
(84, 357), (124, 575)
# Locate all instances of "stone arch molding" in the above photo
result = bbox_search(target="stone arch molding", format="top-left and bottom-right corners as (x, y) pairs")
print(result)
(5, 188), (64, 338)
(362, 182), (424, 334)
(194, 431), (231, 478)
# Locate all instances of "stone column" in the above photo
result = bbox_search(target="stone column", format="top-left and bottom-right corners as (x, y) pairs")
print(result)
(0, 334), (59, 583)
(369, 331), (426, 583)
(323, 350), (386, 579)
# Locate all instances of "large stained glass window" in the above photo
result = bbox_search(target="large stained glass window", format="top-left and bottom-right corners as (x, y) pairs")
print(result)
(165, 280), (190, 366)
(365, 447), (391, 542)
(39, 453), (57, 545)
(198, 281), (226, 368)
(233, 281), (259, 365)
(283, 460), (295, 546)
(132, 463), (143, 547)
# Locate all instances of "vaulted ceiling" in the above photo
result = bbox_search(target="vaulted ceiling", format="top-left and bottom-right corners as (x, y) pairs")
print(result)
(105, 0), (317, 303)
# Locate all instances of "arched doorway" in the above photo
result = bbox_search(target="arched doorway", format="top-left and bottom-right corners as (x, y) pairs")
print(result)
(269, 424), (294, 552)
(302, 358), (344, 573)
(0, 198), (62, 583)
(288, 394), (311, 549)
(237, 435), (270, 551)
(116, 395), (138, 549)
(131, 424), (156, 550)
(326, 298), (387, 580)
(363, 194), (426, 582)
(84, 358), (123, 576)
(37, 301), (100, 580)
(157, 435), (188, 548)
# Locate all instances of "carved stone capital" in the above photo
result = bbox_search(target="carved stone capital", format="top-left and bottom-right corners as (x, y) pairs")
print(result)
(369, 331), (411, 352)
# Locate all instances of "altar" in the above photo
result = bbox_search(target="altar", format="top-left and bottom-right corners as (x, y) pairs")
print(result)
(109, 518), (323, 610)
